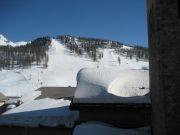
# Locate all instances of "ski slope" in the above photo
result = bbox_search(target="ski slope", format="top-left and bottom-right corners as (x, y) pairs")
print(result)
(0, 39), (148, 98)
(98, 48), (148, 69)
(0, 38), (149, 128)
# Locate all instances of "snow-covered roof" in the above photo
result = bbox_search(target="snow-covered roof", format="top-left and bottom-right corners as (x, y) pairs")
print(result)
(0, 98), (79, 128)
(73, 122), (151, 135)
(73, 68), (150, 103)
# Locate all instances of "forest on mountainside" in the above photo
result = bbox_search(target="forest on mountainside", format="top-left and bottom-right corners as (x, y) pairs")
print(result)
(0, 37), (51, 70)
(58, 35), (148, 62)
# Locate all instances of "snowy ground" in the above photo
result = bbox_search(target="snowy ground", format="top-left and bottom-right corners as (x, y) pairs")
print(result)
(0, 38), (149, 128)
(73, 122), (151, 135)
(0, 98), (79, 128)
(0, 70), (38, 98)
(0, 39), (148, 98)
(98, 48), (148, 69)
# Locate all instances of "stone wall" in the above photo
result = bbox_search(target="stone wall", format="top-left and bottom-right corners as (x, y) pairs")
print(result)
(148, 0), (180, 135)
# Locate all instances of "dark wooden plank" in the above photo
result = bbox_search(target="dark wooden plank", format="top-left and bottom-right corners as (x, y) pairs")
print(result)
(70, 102), (151, 111)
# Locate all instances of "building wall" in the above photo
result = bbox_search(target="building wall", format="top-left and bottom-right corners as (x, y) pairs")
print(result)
(148, 0), (180, 135)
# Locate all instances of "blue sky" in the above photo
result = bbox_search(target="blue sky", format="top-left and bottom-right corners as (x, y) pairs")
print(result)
(0, 0), (148, 47)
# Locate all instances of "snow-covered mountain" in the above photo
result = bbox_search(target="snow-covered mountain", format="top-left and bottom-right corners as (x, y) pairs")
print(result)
(0, 37), (148, 98)
(57, 35), (148, 62)
(14, 41), (28, 46)
(0, 34), (27, 46)
(0, 35), (149, 129)
(57, 35), (126, 48)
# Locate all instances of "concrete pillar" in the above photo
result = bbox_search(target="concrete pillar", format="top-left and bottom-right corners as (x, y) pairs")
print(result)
(148, 0), (180, 134)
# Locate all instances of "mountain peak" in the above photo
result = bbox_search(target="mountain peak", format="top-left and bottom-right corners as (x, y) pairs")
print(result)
(0, 34), (27, 46)
(0, 34), (8, 41)
(0, 34), (10, 46)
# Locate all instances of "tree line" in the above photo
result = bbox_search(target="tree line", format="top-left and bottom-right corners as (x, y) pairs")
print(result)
(58, 35), (149, 62)
(115, 45), (149, 61)
(0, 37), (51, 70)
(57, 35), (123, 61)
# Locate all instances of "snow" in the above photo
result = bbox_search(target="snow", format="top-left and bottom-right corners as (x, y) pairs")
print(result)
(0, 34), (15, 46)
(0, 34), (9, 45)
(98, 49), (148, 69)
(0, 39), (96, 98)
(74, 38), (81, 46)
(14, 41), (27, 46)
(73, 122), (151, 135)
(20, 90), (41, 103)
(16, 39), (97, 90)
(0, 98), (79, 128)
(122, 45), (132, 49)
(0, 34), (27, 46)
(0, 37), (150, 128)
(0, 39), (148, 100)
(0, 34), (7, 41)
(0, 70), (35, 97)
(6, 104), (16, 110)
(73, 68), (150, 103)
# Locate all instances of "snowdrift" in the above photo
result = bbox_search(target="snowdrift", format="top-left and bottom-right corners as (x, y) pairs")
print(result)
(0, 70), (35, 97)
(73, 68), (150, 103)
